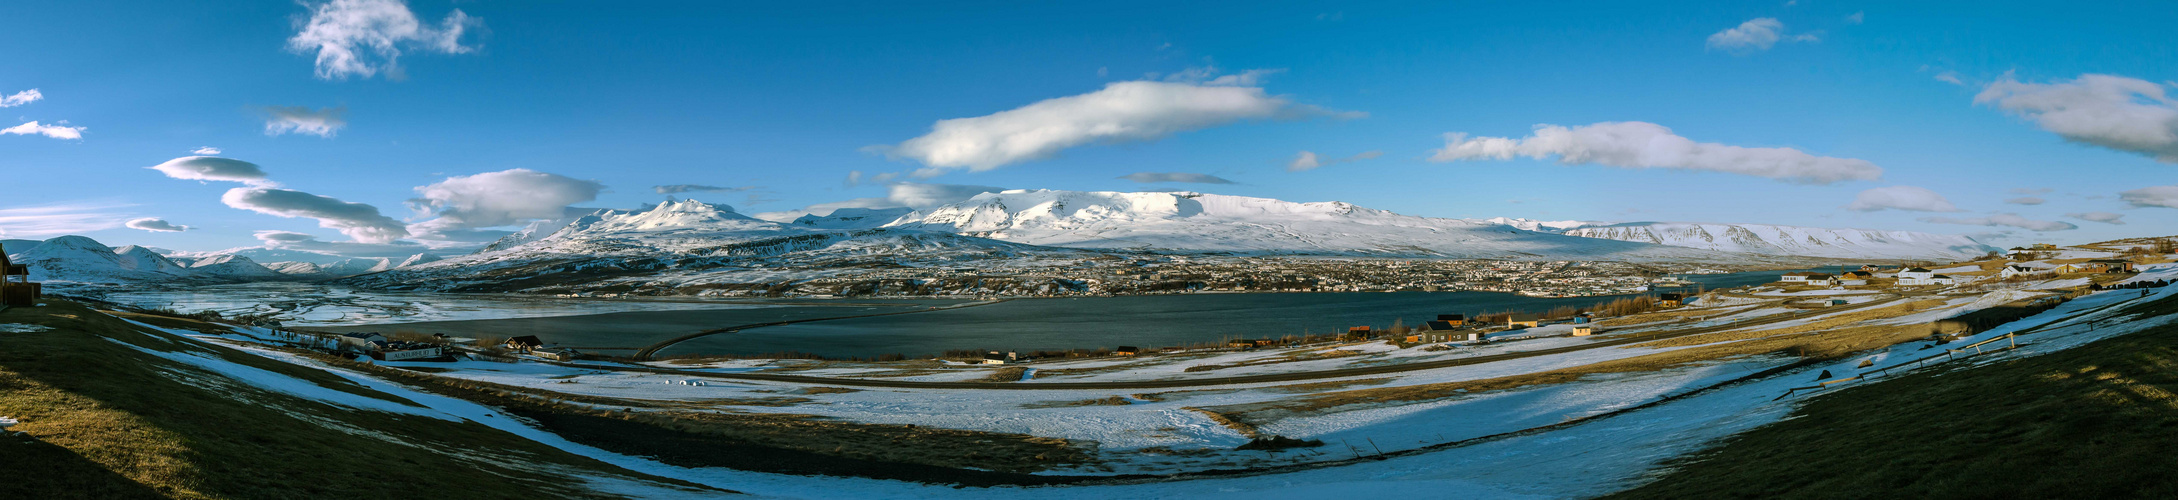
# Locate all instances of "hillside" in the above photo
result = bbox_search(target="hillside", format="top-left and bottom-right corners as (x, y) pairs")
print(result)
(885, 189), (1736, 261)
(1563, 222), (1997, 261)
(1612, 293), (2178, 498)
(0, 300), (720, 499)
(6, 237), (438, 284)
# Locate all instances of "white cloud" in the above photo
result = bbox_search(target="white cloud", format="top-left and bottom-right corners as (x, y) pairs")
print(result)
(252, 230), (441, 258)
(0, 203), (128, 238)
(261, 106), (347, 137)
(407, 169), (603, 237)
(286, 0), (482, 80)
(255, 230), (317, 243)
(1162, 66), (1287, 87)
(1934, 71), (1964, 85)
(191, 146), (222, 155)
(1918, 213), (2078, 232)
(2003, 196), (2045, 205)
(221, 187), (409, 243)
(888, 182), (1007, 208)
(2121, 185), (2178, 209)
(845, 170), (902, 187)
(1286, 150), (1383, 172)
(1705, 18), (1815, 53)
(875, 75), (1355, 174)
(2066, 212), (2126, 225)
(1846, 11), (1865, 24)
(1976, 73), (2178, 163)
(0, 89), (42, 107)
(1845, 186), (1961, 212)
(125, 218), (191, 232)
(2, 121), (85, 140)
(1430, 121), (1883, 184)
(653, 184), (753, 194)
(1118, 172), (1236, 184)
(148, 156), (276, 186)
(753, 182), (1005, 222)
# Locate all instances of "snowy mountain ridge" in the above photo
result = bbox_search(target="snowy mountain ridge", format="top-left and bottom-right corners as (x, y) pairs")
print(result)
(1561, 222), (1997, 261)
(880, 189), (1726, 260)
(4, 236), (441, 284)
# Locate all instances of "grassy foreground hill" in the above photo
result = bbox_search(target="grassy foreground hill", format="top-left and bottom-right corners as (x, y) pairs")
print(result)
(0, 299), (724, 499)
(1612, 294), (2178, 499)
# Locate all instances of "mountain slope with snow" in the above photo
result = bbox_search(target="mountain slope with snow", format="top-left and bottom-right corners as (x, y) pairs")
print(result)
(184, 254), (284, 279)
(883, 190), (1731, 261)
(1562, 222), (1997, 261)
(345, 200), (1089, 292)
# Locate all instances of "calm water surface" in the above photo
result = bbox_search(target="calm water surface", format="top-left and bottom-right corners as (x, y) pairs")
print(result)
(114, 267), (1842, 358)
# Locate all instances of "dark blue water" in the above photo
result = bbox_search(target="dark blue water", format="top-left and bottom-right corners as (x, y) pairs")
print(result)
(658, 267), (1844, 358)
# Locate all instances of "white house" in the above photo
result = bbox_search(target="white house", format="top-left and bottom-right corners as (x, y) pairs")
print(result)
(1896, 267), (1935, 280)
(1780, 272), (1835, 285)
(1899, 274), (1957, 286)
(532, 347), (581, 361)
(379, 345), (444, 361)
(337, 332), (386, 352)
(2000, 265), (2045, 278)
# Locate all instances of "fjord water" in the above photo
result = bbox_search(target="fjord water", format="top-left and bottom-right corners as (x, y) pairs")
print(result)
(649, 267), (1833, 358)
(119, 267), (1836, 358)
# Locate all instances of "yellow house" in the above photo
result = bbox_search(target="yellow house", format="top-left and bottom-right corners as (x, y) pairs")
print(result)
(1572, 326), (1595, 336)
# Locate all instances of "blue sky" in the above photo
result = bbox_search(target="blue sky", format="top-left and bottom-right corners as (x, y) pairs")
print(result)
(3, 0), (2174, 256)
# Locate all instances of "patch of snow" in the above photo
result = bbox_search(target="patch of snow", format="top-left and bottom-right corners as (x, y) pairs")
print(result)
(0, 323), (54, 333)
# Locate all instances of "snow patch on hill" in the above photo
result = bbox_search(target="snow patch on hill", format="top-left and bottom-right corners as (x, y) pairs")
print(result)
(1563, 222), (1996, 260)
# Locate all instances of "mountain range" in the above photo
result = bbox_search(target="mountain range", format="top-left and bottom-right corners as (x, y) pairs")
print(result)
(3, 236), (442, 285)
(5, 189), (1997, 289)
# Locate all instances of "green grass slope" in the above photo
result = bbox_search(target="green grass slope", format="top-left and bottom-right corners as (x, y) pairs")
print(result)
(0, 299), (725, 499)
(1612, 296), (2178, 499)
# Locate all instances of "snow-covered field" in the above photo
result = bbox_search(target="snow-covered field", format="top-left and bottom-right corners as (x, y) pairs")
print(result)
(100, 260), (2178, 499)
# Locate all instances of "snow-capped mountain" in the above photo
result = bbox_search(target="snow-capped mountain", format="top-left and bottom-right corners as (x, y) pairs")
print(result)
(882, 190), (1724, 260)
(262, 261), (326, 276)
(791, 207), (914, 230)
(184, 254), (283, 279)
(397, 253), (441, 268)
(1561, 222), (1997, 261)
(1473, 217), (1601, 232)
(2, 236), (447, 284)
(344, 199), (1089, 292)
(8, 236), (197, 283)
(111, 245), (195, 275)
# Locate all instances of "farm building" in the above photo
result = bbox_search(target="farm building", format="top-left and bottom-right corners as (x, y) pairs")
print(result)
(1572, 325), (1596, 336)
(0, 243), (37, 307)
(1899, 274), (1957, 286)
(504, 336), (545, 352)
(1897, 267), (1935, 280)
(1658, 293), (1686, 307)
(532, 347), (581, 361)
(336, 332), (387, 352)
(2000, 265), (2047, 278)
(1506, 313), (1540, 328)
(370, 341), (445, 361)
(1114, 346), (1140, 356)
(1779, 272), (1835, 285)
(982, 351), (1009, 364)
(1435, 314), (1466, 326)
